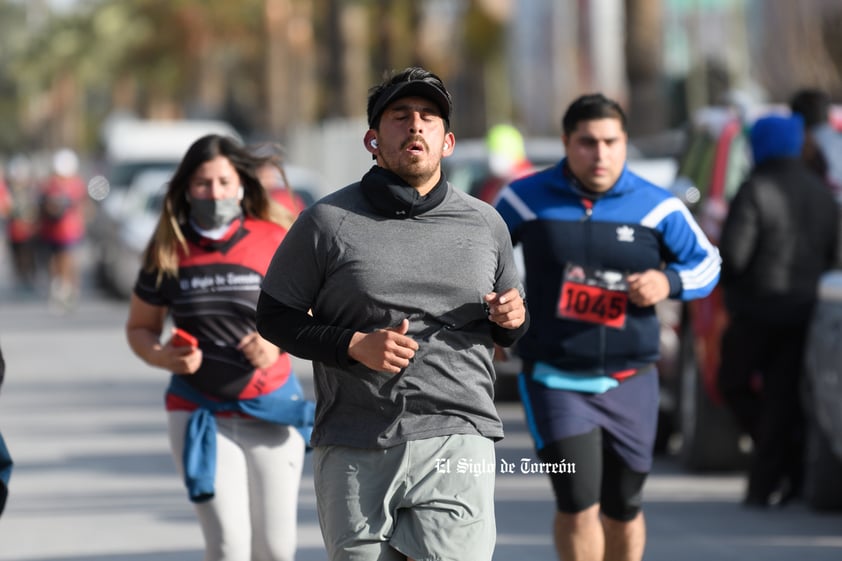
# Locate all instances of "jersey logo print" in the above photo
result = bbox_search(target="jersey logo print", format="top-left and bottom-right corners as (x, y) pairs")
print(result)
(616, 225), (635, 242)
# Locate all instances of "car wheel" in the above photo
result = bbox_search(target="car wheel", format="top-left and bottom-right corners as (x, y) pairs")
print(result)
(802, 297), (842, 510)
(803, 410), (842, 510)
(677, 320), (747, 471)
(94, 245), (115, 293)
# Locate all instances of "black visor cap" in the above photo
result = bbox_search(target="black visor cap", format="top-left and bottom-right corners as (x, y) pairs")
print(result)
(368, 81), (452, 128)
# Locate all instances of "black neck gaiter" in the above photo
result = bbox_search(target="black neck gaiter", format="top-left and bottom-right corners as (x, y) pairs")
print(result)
(360, 166), (448, 219)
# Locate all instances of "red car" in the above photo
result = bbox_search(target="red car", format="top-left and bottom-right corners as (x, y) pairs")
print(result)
(664, 107), (754, 470)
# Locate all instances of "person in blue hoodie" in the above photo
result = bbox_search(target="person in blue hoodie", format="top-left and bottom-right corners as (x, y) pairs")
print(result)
(717, 114), (839, 508)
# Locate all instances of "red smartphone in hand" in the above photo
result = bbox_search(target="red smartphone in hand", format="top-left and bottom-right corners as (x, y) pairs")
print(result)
(171, 328), (198, 349)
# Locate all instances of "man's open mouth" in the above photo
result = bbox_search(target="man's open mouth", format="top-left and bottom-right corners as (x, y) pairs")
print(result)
(405, 138), (426, 154)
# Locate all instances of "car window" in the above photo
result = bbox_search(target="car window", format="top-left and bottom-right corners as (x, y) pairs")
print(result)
(442, 137), (564, 198)
(723, 131), (751, 202)
(120, 170), (173, 218)
(109, 161), (179, 190)
(677, 132), (716, 201)
(445, 161), (488, 195)
(146, 190), (166, 214)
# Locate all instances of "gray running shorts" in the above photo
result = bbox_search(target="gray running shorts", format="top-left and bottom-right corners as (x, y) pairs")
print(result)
(313, 434), (496, 561)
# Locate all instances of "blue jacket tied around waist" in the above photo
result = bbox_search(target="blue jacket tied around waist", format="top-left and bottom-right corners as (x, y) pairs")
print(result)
(167, 374), (315, 503)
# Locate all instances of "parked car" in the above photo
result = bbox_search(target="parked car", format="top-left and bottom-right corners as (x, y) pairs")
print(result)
(94, 168), (172, 299)
(264, 164), (326, 210)
(659, 106), (755, 470)
(93, 117), (242, 202)
(803, 270), (842, 510)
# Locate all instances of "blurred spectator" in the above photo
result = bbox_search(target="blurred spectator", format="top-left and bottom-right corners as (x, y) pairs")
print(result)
(38, 148), (89, 311)
(475, 123), (535, 203)
(2, 155), (40, 292)
(717, 114), (839, 508)
(789, 88), (842, 200)
(790, 87), (842, 266)
(256, 159), (307, 215)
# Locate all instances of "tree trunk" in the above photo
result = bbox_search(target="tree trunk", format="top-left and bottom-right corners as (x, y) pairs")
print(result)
(624, 0), (667, 137)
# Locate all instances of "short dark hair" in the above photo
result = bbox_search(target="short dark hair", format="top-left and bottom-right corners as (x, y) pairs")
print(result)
(367, 67), (453, 130)
(789, 88), (830, 128)
(562, 93), (627, 137)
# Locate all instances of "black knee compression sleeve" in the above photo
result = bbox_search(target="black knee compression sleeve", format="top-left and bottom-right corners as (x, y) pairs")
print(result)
(538, 429), (602, 513)
(600, 448), (647, 522)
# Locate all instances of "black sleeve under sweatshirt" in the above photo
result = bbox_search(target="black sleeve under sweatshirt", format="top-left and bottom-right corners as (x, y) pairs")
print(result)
(491, 304), (530, 348)
(256, 291), (356, 368)
(256, 291), (529, 366)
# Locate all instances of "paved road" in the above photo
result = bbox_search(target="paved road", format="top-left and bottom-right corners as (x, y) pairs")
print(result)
(0, 289), (841, 560)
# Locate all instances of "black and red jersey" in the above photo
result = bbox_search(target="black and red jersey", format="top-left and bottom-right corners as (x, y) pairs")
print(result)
(135, 217), (291, 402)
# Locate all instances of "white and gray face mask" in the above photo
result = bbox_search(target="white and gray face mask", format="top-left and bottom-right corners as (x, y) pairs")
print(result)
(187, 188), (243, 230)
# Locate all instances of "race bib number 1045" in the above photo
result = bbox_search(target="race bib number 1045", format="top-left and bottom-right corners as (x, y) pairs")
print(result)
(557, 263), (628, 329)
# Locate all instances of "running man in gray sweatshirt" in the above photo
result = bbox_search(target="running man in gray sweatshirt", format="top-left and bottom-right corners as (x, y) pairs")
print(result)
(257, 66), (528, 561)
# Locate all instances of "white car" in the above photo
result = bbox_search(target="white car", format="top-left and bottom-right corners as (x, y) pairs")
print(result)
(94, 168), (172, 299)
(94, 118), (241, 202)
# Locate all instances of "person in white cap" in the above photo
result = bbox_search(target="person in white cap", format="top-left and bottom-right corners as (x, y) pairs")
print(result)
(38, 148), (88, 311)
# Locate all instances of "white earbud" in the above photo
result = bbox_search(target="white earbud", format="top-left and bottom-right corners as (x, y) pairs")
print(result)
(370, 139), (378, 148)
(443, 143), (449, 150)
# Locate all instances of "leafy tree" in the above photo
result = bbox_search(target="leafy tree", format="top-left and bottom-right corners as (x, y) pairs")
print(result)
(0, 1), (29, 152)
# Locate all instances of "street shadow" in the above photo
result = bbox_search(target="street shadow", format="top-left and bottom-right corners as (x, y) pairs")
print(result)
(644, 499), (842, 561)
(11, 552), (204, 561)
(17, 449), (176, 477)
(3, 379), (165, 409)
(13, 544), (332, 561)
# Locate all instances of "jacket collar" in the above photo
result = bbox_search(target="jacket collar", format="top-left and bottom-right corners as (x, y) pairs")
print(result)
(558, 158), (632, 199)
(360, 165), (448, 219)
(183, 217), (248, 254)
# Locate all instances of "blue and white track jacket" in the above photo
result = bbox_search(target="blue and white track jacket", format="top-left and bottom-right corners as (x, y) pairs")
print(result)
(494, 160), (720, 375)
